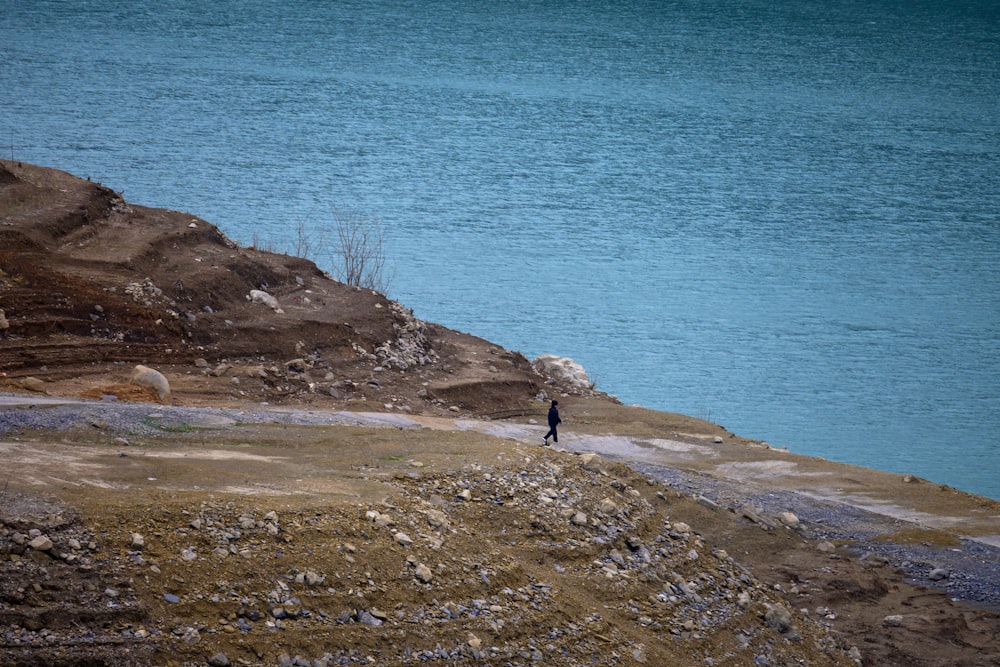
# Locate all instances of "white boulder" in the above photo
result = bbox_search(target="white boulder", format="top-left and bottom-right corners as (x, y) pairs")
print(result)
(130, 365), (171, 403)
(248, 289), (284, 314)
(533, 354), (591, 390)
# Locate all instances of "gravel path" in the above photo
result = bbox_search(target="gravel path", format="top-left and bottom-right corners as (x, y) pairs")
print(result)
(627, 460), (1000, 612)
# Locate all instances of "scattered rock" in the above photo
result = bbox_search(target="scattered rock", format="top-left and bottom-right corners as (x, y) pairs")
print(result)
(28, 535), (53, 551)
(764, 602), (793, 633)
(205, 651), (228, 666)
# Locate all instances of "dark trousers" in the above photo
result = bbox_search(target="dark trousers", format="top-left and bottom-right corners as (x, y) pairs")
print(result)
(544, 425), (558, 442)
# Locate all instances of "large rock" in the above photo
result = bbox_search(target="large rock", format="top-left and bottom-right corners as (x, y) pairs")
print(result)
(130, 365), (171, 403)
(19, 377), (47, 394)
(532, 354), (591, 390)
(248, 289), (284, 314)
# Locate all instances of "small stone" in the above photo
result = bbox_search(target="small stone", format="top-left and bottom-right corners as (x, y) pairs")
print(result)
(163, 593), (181, 604)
(580, 452), (606, 472)
(571, 512), (588, 526)
(764, 603), (793, 633)
(415, 563), (433, 583)
(883, 615), (904, 626)
(394, 532), (413, 546)
(696, 495), (719, 511)
(860, 552), (890, 566)
(357, 610), (382, 626)
(28, 536), (53, 551)
(207, 653), (230, 667)
(929, 567), (949, 581)
(131, 533), (145, 549)
(779, 512), (800, 527)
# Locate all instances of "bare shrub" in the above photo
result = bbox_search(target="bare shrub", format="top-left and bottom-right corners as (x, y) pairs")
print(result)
(276, 213), (392, 295)
(328, 212), (390, 294)
(292, 219), (313, 260)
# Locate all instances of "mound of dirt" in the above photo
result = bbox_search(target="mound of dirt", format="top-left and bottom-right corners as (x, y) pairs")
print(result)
(0, 160), (586, 417)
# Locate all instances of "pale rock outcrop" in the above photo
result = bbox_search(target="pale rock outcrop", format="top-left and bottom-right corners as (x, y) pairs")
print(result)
(130, 365), (171, 403)
(532, 354), (591, 390)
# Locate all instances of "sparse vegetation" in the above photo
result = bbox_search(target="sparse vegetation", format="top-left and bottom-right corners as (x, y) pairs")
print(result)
(283, 212), (391, 294)
(327, 211), (391, 294)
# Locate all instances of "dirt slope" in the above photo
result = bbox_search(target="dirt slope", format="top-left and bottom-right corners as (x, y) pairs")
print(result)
(0, 159), (553, 417)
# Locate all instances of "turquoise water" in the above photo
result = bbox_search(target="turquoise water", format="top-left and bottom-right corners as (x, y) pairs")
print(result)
(3, 1), (999, 499)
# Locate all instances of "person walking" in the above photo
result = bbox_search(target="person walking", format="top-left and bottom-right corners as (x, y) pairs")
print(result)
(543, 400), (561, 446)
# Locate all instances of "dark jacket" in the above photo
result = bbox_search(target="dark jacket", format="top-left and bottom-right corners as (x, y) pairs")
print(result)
(547, 405), (561, 428)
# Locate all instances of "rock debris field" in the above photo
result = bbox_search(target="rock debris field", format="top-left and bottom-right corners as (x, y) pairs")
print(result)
(2, 401), (1000, 666)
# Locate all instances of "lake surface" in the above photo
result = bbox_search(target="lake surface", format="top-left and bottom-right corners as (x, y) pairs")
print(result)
(3, 0), (998, 499)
